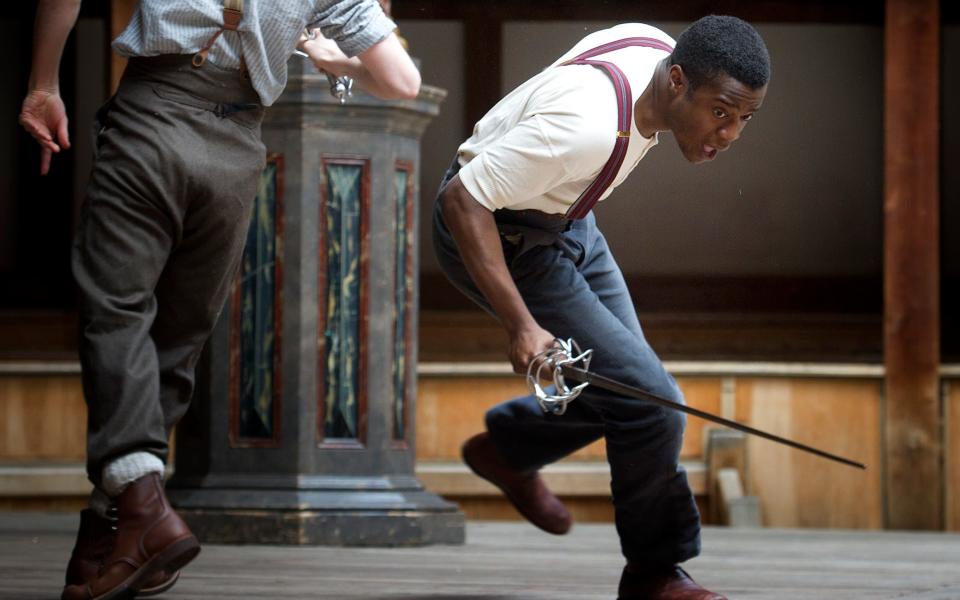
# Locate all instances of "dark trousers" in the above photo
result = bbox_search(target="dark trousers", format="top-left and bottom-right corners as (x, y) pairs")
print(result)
(432, 160), (701, 566)
(74, 56), (266, 486)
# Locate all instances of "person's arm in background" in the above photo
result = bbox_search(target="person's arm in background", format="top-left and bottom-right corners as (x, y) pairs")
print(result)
(438, 175), (556, 374)
(299, 30), (420, 100)
(19, 0), (82, 175)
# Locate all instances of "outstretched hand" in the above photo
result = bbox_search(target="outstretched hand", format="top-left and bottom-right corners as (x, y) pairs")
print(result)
(19, 89), (70, 175)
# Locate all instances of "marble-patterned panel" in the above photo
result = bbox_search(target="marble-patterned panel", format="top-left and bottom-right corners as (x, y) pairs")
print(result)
(323, 163), (364, 439)
(393, 167), (411, 440)
(237, 160), (280, 440)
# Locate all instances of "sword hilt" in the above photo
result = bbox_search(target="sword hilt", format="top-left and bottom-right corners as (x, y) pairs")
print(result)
(325, 72), (353, 104)
(526, 338), (593, 415)
(295, 29), (354, 104)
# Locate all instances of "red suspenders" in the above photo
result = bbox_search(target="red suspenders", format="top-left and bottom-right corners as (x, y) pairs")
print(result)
(560, 37), (674, 220)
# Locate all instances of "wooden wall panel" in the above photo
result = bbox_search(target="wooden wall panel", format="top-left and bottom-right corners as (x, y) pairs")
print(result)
(0, 376), (85, 460)
(0, 369), (897, 531)
(735, 378), (883, 529)
(416, 376), (527, 461)
(676, 378), (722, 460)
(415, 375), (722, 461)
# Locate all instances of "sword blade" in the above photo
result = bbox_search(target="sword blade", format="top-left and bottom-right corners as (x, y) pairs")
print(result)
(559, 364), (866, 470)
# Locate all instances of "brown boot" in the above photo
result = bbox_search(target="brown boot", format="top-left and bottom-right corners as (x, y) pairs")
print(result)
(618, 564), (727, 600)
(63, 509), (114, 588)
(461, 432), (572, 535)
(61, 474), (199, 600)
(63, 509), (180, 598)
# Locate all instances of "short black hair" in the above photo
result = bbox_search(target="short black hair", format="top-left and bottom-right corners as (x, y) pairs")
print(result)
(670, 15), (771, 90)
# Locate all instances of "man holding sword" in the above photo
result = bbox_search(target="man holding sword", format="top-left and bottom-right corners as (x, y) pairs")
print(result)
(434, 16), (770, 600)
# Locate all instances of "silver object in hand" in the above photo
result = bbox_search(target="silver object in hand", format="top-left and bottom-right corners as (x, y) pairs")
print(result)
(525, 338), (593, 415)
(294, 29), (354, 104)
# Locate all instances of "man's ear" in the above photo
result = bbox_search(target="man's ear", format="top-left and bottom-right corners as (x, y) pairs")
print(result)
(668, 64), (686, 97)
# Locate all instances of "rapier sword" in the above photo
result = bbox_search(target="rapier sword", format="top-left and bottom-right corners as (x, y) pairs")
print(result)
(527, 339), (867, 470)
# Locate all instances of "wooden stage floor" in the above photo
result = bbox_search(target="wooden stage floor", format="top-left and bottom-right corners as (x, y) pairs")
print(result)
(2, 513), (960, 600)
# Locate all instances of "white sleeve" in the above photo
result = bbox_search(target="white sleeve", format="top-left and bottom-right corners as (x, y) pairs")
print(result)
(458, 111), (610, 212)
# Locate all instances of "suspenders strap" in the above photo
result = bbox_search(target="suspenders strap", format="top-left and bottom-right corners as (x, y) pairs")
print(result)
(560, 37), (674, 220)
(192, 0), (245, 68)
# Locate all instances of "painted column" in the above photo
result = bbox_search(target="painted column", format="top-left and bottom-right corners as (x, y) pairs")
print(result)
(167, 57), (464, 545)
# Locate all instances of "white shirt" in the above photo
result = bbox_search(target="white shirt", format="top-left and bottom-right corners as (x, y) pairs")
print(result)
(113, 0), (396, 106)
(457, 23), (675, 214)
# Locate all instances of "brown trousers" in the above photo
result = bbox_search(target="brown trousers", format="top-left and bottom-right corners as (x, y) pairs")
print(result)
(73, 56), (266, 485)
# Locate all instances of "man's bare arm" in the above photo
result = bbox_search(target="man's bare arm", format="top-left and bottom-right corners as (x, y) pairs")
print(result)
(300, 31), (420, 100)
(19, 0), (82, 175)
(438, 175), (556, 373)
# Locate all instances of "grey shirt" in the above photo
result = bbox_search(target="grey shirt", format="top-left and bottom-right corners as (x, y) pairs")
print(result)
(113, 0), (396, 106)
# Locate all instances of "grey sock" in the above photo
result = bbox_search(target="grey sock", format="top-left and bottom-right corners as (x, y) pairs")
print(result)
(101, 451), (165, 497)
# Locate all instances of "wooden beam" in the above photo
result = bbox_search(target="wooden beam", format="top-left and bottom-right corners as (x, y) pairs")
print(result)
(883, 0), (941, 530)
(706, 428), (755, 525)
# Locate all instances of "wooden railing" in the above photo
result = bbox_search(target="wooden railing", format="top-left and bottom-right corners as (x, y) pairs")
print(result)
(2, 360), (958, 529)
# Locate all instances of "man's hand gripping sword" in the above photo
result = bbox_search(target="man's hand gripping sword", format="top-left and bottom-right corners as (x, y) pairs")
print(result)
(526, 338), (866, 470)
(294, 29), (354, 104)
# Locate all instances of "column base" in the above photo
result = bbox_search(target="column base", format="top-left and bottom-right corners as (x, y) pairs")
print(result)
(167, 484), (466, 546)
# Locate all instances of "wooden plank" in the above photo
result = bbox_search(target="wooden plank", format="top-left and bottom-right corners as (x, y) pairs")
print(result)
(0, 376), (86, 461)
(4, 515), (960, 599)
(0, 367), (917, 531)
(677, 378), (722, 459)
(883, 0), (941, 530)
(0, 463), (169, 498)
(0, 372), (175, 466)
(415, 375), (721, 461)
(948, 381), (960, 531)
(705, 429), (750, 524)
(0, 464), (92, 497)
(416, 459), (706, 496)
(735, 378), (883, 529)
(416, 376), (523, 460)
(717, 468), (761, 528)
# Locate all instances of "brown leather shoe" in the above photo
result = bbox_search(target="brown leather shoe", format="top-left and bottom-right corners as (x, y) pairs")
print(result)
(63, 508), (179, 598)
(461, 432), (572, 535)
(61, 473), (200, 600)
(618, 564), (727, 600)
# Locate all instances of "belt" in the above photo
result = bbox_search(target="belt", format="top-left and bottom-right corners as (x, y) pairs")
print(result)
(494, 209), (582, 266)
(494, 208), (570, 233)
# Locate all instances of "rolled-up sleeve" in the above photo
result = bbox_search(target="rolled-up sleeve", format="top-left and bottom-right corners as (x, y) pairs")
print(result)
(459, 112), (609, 212)
(310, 0), (397, 57)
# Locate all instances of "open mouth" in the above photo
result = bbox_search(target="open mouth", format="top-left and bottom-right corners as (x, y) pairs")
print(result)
(702, 144), (718, 160)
